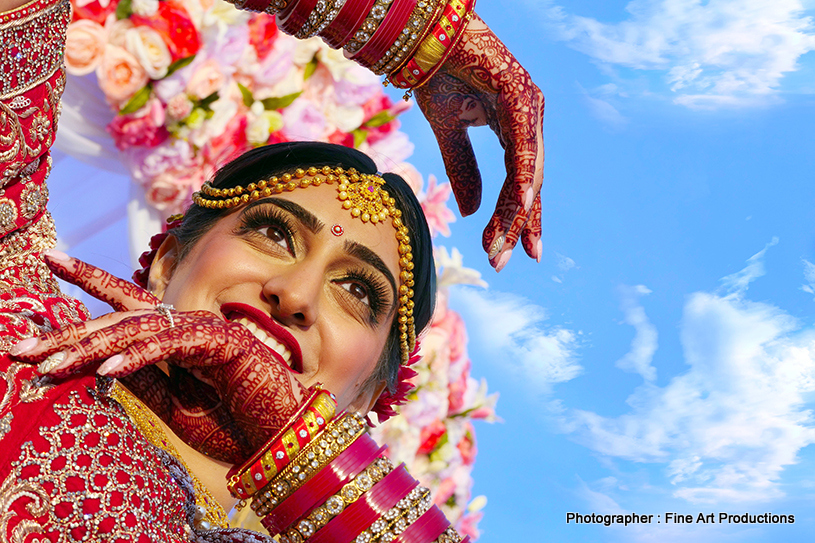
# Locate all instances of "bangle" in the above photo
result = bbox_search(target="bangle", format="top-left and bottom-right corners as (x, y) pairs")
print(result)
(277, 0), (320, 34)
(435, 527), (469, 543)
(344, 0), (396, 55)
(359, 486), (432, 542)
(352, 0), (417, 68)
(227, 0), (288, 14)
(256, 433), (383, 527)
(387, 0), (474, 92)
(370, 0), (442, 75)
(307, 465), (419, 543)
(320, 0), (377, 48)
(392, 505), (449, 543)
(226, 389), (336, 500)
(281, 456), (394, 541)
(295, 0), (347, 39)
(256, 412), (367, 511)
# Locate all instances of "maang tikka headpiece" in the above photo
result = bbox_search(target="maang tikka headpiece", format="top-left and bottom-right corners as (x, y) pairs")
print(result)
(192, 166), (416, 364)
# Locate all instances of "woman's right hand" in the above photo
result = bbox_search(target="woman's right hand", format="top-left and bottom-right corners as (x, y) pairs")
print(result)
(13, 252), (309, 464)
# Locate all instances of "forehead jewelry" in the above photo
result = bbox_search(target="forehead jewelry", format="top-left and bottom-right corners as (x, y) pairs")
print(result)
(193, 166), (416, 364)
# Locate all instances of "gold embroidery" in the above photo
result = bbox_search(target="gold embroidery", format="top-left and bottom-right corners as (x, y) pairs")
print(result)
(0, 476), (49, 543)
(109, 383), (230, 530)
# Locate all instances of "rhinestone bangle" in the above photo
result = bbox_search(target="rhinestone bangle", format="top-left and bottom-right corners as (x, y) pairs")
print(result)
(343, 0), (395, 54)
(358, 486), (432, 543)
(295, 0), (348, 39)
(371, 0), (441, 75)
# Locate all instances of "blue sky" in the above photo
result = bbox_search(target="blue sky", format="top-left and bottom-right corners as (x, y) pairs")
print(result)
(47, 1), (815, 541)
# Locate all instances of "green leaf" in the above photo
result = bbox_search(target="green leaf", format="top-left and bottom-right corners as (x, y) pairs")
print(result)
(352, 129), (368, 148)
(165, 56), (195, 78)
(364, 111), (395, 128)
(237, 82), (255, 108)
(115, 0), (132, 19)
(260, 91), (302, 111)
(199, 91), (220, 110)
(119, 85), (152, 115)
(303, 55), (318, 80)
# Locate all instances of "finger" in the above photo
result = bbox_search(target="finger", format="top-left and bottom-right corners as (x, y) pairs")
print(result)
(520, 192), (542, 262)
(43, 251), (159, 311)
(415, 76), (483, 216)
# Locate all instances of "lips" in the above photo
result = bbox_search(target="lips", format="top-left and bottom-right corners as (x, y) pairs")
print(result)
(220, 302), (303, 373)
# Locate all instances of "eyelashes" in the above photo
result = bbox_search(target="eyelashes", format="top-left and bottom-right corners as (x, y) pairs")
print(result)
(235, 204), (392, 323)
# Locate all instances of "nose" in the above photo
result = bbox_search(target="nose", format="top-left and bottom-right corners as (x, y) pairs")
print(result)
(262, 263), (321, 328)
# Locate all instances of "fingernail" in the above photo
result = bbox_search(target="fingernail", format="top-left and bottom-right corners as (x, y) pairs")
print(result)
(10, 337), (38, 356)
(494, 248), (513, 272)
(524, 187), (535, 210)
(43, 249), (71, 262)
(488, 234), (505, 259)
(98, 354), (124, 376)
(38, 351), (66, 374)
(536, 240), (543, 263)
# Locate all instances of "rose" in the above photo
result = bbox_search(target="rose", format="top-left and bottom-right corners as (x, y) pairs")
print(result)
(248, 13), (278, 61)
(65, 20), (107, 76)
(97, 44), (150, 106)
(130, 0), (201, 62)
(280, 99), (327, 141)
(186, 58), (225, 100)
(131, 0), (159, 16)
(166, 93), (194, 121)
(124, 26), (172, 80)
(107, 99), (169, 150)
(73, 0), (118, 24)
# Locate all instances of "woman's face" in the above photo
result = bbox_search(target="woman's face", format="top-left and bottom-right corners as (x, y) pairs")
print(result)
(151, 183), (401, 413)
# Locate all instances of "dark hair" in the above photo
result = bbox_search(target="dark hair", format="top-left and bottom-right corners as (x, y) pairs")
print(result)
(174, 142), (436, 392)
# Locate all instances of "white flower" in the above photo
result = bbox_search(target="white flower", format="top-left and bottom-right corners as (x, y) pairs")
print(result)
(124, 26), (172, 80)
(131, 0), (159, 17)
(435, 247), (488, 289)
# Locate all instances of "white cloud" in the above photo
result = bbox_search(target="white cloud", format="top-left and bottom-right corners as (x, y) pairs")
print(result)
(801, 258), (815, 297)
(615, 285), (658, 381)
(543, 0), (815, 108)
(558, 242), (815, 504)
(451, 288), (582, 391)
(552, 252), (578, 283)
(719, 236), (778, 294)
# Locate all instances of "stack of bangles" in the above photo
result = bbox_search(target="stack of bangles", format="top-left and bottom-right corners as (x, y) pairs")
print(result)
(227, 388), (469, 542)
(224, 0), (476, 98)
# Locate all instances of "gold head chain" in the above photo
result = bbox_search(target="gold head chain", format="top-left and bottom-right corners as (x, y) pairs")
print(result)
(192, 166), (416, 364)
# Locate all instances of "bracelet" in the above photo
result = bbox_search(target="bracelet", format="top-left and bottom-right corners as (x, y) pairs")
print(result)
(343, 0), (396, 55)
(281, 456), (394, 542)
(277, 0), (321, 34)
(386, 0), (474, 92)
(370, 0), (442, 75)
(391, 504), (448, 543)
(226, 389), (336, 500)
(254, 412), (367, 513)
(434, 527), (469, 543)
(363, 486), (432, 542)
(295, 0), (347, 39)
(321, 0), (377, 48)
(351, 0), (417, 68)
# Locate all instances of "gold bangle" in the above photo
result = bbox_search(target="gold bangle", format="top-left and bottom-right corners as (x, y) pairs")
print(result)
(350, 486), (431, 543)
(435, 527), (467, 543)
(371, 0), (443, 75)
(250, 412), (367, 514)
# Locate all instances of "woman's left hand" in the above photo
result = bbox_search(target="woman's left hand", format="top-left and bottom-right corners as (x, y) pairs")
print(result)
(13, 252), (308, 464)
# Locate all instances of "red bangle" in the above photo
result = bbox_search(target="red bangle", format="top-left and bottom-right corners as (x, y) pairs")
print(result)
(309, 465), (419, 543)
(352, 0), (417, 67)
(239, 0), (273, 13)
(393, 505), (449, 543)
(261, 435), (383, 534)
(321, 0), (376, 48)
(277, 0), (319, 34)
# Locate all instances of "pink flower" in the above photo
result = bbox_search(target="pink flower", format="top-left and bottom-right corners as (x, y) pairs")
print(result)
(128, 139), (204, 212)
(392, 162), (423, 195)
(107, 99), (169, 150)
(248, 13), (279, 61)
(457, 512), (483, 540)
(204, 114), (249, 172)
(456, 422), (477, 466)
(166, 93), (194, 121)
(417, 419), (447, 456)
(97, 44), (149, 106)
(65, 20), (107, 76)
(421, 174), (456, 237)
(186, 58), (225, 100)
(281, 99), (327, 141)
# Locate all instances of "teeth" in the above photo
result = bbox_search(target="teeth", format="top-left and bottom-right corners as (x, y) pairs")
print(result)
(234, 317), (293, 365)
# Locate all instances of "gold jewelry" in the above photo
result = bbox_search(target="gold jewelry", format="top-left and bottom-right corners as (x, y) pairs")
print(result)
(193, 166), (417, 364)
(371, 0), (442, 75)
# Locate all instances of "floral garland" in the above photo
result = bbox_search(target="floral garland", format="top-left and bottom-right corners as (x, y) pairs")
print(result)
(64, 0), (497, 539)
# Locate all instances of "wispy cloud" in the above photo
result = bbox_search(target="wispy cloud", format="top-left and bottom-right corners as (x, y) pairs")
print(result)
(540, 0), (815, 108)
(552, 252), (578, 283)
(801, 258), (815, 298)
(451, 288), (582, 391)
(615, 285), (658, 381)
(557, 241), (815, 504)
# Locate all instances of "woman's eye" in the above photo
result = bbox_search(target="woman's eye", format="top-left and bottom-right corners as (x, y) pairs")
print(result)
(341, 281), (370, 306)
(259, 225), (290, 251)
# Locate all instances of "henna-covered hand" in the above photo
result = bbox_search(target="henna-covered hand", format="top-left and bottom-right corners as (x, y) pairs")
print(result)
(13, 254), (308, 464)
(414, 13), (544, 271)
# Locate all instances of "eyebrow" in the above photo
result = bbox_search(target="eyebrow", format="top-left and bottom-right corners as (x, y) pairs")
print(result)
(242, 198), (398, 306)
(243, 198), (325, 234)
(344, 240), (398, 309)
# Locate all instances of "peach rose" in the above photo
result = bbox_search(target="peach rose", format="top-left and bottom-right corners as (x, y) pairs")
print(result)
(125, 26), (171, 80)
(65, 20), (107, 76)
(186, 58), (225, 100)
(97, 44), (150, 106)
